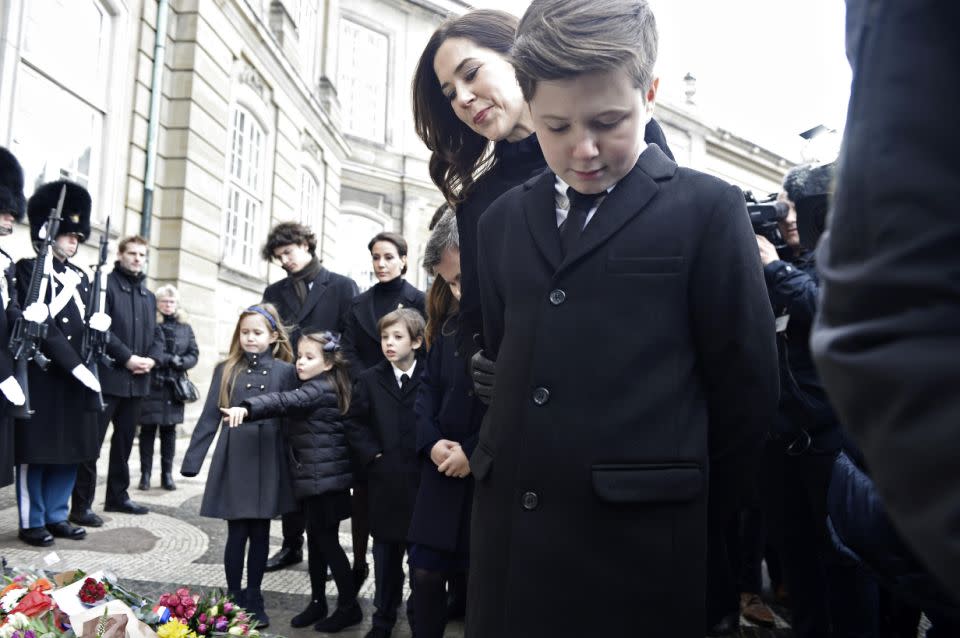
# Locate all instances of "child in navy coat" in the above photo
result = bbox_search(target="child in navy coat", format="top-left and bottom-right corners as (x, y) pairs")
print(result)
(347, 308), (426, 638)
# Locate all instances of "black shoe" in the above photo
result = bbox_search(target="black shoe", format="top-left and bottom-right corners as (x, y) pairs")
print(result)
(18, 526), (55, 546)
(352, 560), (370, 595)
(104, 500), (149, 515)
(291, 600), (327, 628)
(46, 520), (87, 539)
(364, 627), (391, 638)
(138, 472), (151, 490)
(264, 546), (302, 572)
(245, 590), (269, 629)
(707, 612), (741, 636)
(69, 509), (104, 527)
(313, 603), (362, 632)
(161, 471), (176, 491)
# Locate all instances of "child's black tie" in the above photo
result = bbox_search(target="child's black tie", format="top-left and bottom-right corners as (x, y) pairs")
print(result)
(561, 187), (604, 257)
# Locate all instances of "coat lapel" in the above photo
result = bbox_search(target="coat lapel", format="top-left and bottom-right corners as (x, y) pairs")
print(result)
(560, 144), (677, 273)
(399, 359), (424, 399)
(279, 279), (300, 319)
(522, 171), (564, 272)
(397, 281), (419, 311)
(376, 360), (402, 401)
(355, 292), (379, 342)
(296, 268), (331, 325)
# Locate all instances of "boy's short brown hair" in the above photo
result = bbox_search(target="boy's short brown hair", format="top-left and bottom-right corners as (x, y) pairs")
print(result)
(512, 0), (658, 102)
(118, 235), (148, 253)
(378, 308), (426, 343)
(261, 221), (317, 261)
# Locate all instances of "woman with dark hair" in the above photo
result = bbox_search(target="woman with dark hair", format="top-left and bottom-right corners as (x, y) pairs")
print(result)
(341, 230), (426, 595)
(412, 9), (673, 360)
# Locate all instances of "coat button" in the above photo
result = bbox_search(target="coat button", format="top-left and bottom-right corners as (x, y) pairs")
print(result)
(548, 289), (566, 305)
(521, 491), (539, 511)
(259, 385), (265, 390)
(247, 369), (252, 373)
(246, 383), (252, 389)
(262, 370), (267, 375)
(532, 387), (550, 405)
(62, 317), (69, 323)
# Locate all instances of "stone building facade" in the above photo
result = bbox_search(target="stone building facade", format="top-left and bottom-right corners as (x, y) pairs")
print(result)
(0, 0), (792, 420)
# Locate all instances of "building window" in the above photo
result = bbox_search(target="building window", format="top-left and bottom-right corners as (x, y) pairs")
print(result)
(10, 0), (111, 204)
(297, 0), (319, 88)
(223, 107), (265, 268)
(337, 18), (388, 143)
(299, 167), (323, 233)
(340, 211), (387, 291)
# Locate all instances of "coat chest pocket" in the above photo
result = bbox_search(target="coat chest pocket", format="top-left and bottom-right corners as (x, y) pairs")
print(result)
(605, 256), (682, 276)
(591, 463), (702, 504)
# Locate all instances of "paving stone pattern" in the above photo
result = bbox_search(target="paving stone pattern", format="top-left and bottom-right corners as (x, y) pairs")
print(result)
(0, 432), (801, 637)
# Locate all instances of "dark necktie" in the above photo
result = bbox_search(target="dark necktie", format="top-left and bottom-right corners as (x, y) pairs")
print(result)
(561, 187), (603, 257)
(400, 373), (409, 389)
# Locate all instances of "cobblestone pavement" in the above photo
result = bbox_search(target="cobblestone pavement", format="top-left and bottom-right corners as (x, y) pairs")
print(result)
(0, 432), (801, 637)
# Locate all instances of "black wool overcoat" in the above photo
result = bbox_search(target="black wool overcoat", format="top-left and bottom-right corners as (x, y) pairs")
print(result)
(346, 359), (422, 543)
(467, 145), (780, 637)
(100, 266), (157, 398)
(14, 257), (99, 464)
(139, 318), (199, 426)
(341, 280), (425, 376)
(262, 266), (358, 344)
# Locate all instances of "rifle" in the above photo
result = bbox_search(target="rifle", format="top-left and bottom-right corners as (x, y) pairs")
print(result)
(82, 217), (112, 412)
(8, 186), (65, 419)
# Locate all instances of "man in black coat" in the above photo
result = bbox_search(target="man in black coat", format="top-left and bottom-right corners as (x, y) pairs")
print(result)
(260, 221), (359, 571)
(467, 2), (779, 635)
(71, 236), (157, 523)
(812, 0), (960, 599)
(15, 180), (103, 546)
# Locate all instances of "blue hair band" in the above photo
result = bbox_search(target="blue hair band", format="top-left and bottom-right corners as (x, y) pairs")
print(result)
(246, 305), (278, 331)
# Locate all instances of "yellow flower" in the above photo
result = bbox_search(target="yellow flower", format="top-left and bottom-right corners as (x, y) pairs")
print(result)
(157, 618), (197, 638)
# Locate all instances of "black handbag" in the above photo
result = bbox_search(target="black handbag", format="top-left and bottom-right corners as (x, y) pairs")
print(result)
(170, 371), (200, 403)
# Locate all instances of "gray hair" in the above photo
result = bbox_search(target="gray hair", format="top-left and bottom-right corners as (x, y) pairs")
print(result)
(422, 208), (459, 273)
(155, 284), (183, 321)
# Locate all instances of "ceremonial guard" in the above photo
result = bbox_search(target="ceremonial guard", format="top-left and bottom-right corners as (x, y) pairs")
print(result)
(0, 147), (27, 487)
(14, 180), (103, 546)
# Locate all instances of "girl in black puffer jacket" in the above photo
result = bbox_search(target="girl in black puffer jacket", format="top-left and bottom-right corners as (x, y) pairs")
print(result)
(220, 331), (361, 633)
(139, 285), (198, 491)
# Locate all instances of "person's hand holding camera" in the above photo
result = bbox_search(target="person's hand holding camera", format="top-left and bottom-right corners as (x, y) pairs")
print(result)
(756, 235), (779, 266)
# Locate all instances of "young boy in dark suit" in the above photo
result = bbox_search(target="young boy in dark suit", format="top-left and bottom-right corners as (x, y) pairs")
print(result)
(347, 308), (425, 638)
(468, 1), (780, 636)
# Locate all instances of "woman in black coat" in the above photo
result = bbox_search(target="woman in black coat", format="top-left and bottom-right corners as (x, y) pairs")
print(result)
(138, 285), (198, 491)
(340, 230), (425, 588)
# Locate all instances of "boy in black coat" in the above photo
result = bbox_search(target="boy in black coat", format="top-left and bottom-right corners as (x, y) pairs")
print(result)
(468, 1), (779, 636)
(347, 309), (426, 638)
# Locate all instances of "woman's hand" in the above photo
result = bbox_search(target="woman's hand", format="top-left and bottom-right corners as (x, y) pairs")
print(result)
(430, 439), (458, 467)
(437, 445), (471, 478)
(220, 407), (248, 428)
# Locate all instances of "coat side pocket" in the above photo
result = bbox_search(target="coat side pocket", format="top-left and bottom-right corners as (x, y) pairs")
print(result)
(591, 463), (702, 504)
(470, 444), (494, 482)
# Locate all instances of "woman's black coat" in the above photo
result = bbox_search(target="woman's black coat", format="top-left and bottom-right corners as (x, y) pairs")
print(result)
(242, 374), (353, 500)
(341, 280), (425, 376)
(140, 317), (199, 426)
(346, 359), (422, 543)
(408, 319), (485, 553)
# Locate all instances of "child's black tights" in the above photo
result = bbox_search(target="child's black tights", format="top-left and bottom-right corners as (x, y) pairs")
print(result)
(225, 518), (270, 593)
(412, 568), (448, 638)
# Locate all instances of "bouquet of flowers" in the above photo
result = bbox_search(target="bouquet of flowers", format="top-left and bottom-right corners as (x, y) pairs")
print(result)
(0, 573), (69, 638)
(153, 590), (258, 638)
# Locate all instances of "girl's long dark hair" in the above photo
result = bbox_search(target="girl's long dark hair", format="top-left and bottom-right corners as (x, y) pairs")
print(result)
(301, 332), (352, 414)
(412, 10), (519, 206)
(425, 277), (458, 349)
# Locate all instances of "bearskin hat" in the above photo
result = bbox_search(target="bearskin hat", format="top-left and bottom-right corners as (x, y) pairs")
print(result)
(782, 162), (836, 204)
(27, 180), (92, 244)
(0, 147), (26, 222)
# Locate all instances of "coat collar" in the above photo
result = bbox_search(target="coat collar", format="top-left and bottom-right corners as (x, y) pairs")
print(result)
(278, 267), (332, 322)
(374, 356), (422, 399)
(355, 280), (419, 341)
(523, 144), (677, 274)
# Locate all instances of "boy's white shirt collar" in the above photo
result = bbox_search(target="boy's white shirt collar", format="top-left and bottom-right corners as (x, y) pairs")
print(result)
(392, 359), (416, 387)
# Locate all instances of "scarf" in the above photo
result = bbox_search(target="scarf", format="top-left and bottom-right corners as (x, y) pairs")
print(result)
(290, 256), (323, 304)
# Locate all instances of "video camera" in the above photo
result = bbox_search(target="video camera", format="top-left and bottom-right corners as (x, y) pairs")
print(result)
(745, 191), (792, 260)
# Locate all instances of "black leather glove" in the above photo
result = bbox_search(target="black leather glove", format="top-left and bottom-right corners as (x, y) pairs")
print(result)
(469, 350), (496, 405)
(169, 354), (184, 370)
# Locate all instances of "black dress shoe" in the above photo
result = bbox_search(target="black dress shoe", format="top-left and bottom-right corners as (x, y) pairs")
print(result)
(707, 612), (741, 636)
(290, 599), (327, 627)
(264, 547), (302, 572)
(364, 627), (391, 638)
(313, 602), (362, 632)
(18, 526), (54, 547)
(69, 509), (104, 527)
(161, 471), (176, 491)
(47, 520), (87, 539)
(104, 500), (149, 515)
(138, 472), (151, 490)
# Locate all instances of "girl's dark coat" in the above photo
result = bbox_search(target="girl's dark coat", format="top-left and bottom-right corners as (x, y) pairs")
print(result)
(346, 359), (422, 543)
(408, 321), (485, 553)
(140, 318), (199, 426)
(181, 350), (298, 519)
(242, 374), (353, 500)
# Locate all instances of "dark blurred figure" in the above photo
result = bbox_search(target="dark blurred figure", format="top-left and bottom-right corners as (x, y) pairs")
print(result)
(811, 0), (960, 600)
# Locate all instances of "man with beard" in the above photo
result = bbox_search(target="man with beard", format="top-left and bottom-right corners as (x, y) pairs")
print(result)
(71, 235), (157, 524)
(260, 221), (358, 571)
(15, 180), (103, 546)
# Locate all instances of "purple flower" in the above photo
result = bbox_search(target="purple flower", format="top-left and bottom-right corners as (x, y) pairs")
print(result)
(25, 631), (36, 638)
(198, 624), (208, 634)
(215, 619), (228, 631)
(223, 603), (234, 613)
(199, 613), (207, 623)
